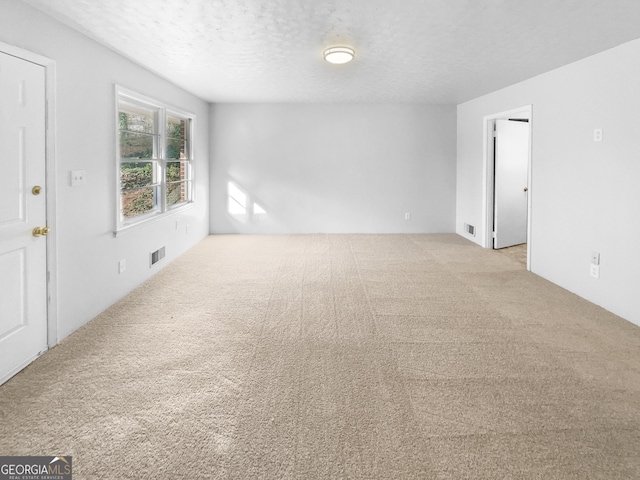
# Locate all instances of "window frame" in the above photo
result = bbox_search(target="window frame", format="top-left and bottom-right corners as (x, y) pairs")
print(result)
(115, 86), (195, 234)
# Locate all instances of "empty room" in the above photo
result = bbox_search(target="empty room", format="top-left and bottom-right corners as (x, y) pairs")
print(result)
(1, 0), (640, 478)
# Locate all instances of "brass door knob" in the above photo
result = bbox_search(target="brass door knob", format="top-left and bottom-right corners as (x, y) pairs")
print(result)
(32, 186), (42, 195)
(32, 226), (50, 237)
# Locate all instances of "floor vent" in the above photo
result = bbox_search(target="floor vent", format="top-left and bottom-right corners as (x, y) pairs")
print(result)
(150, 246), (166, 267)
(464, 223), (476, 237)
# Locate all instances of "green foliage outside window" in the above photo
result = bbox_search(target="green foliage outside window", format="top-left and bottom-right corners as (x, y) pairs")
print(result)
(166, 117), (187, 159)
(122, 189), (154, 218)
(121, 162), (153, 190)
(121, 162), (154, 218)
(166, 162), (181, 182)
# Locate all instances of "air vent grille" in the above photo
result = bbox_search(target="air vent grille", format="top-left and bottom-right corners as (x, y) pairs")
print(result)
(150, 246), (166, 267)
(464, 223), (476, 237)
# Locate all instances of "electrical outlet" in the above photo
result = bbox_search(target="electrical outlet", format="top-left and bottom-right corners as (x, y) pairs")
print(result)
(404, 212), (411, 220)
(593, 128), (603, 142)
(71, 170), (86, 186)
(591, 251), (600, 265)
(118, 259), (126, 274)
(590, 264), (600, 279)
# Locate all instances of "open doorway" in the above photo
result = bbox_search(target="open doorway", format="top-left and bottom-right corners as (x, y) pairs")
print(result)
(482, 106), (532, 270)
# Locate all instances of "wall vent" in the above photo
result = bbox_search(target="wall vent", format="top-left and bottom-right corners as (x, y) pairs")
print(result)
(464, 223), (476, 237)
(150, 246), (166, 267)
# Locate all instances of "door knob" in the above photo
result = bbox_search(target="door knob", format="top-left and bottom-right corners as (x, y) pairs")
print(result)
(32, 226), (50, 237)
(524, 187), (528, 192)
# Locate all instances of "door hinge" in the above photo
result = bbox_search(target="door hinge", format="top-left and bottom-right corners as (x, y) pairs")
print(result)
(492, 231), (496, 238)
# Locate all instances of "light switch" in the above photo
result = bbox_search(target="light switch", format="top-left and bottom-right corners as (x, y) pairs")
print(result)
(71, 170), (86, 186)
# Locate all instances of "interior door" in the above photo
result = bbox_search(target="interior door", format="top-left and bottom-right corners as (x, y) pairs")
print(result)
(493, 119), (529, 249)
(0, 52), (48, 385)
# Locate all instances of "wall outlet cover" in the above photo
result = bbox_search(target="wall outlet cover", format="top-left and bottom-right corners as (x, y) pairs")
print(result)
(593, 128), (603, 142)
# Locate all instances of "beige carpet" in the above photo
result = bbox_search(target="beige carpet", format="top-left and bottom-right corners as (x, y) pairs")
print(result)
(496, 242), (527, 267)
(1, 234), (640, 479)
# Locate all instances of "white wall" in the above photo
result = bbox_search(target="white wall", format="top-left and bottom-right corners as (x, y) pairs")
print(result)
(210, 104), (456, 234)
(0, 0), (210, 341)
(457, 39), (640, 326)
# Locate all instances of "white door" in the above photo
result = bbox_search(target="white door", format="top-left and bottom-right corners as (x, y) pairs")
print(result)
(0, 52), (48, 385)
(493, 119), (529, 249)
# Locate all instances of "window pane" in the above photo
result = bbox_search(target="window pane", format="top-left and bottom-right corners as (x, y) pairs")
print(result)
(166, 181), (188, 207)
(119, 103), (155, 134)
(166, 136), (186, 159)
(166, 116), (188, 159)
(121, 162), (154, 189)
(120, 132), (154, 158)
(166, 161), (188, 183)
(121, 186), (157, 219)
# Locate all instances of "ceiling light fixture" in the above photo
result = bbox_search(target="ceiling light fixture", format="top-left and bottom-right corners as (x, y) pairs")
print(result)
(323, 46), (355, 65)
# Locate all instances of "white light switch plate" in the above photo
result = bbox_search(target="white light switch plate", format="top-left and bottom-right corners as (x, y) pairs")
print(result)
(71, 170), (86, 186)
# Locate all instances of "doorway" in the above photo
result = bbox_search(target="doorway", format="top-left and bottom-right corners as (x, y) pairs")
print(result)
(482, 106), (532, 269)
(0, 44), (57, 385)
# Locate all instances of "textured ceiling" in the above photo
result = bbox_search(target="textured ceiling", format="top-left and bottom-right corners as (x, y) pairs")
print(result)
(20, 0), (640, 103)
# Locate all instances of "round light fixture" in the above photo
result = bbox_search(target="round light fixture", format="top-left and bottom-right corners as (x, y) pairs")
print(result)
(323, 46), (355, 65)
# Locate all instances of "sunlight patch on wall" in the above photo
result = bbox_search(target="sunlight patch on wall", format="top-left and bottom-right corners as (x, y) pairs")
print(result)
(228, 181), (247, 219)
(227, 181), (268, 224)
(253, 202), (266, 221)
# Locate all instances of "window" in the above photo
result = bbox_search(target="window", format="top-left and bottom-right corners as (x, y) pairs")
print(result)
(116, 87), (194, 231)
